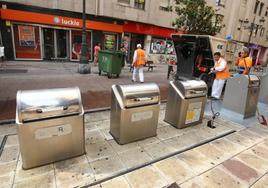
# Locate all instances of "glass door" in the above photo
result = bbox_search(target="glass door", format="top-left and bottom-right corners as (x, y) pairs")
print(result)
(43, 28), (55, 60)
(56, 29), (68, 59)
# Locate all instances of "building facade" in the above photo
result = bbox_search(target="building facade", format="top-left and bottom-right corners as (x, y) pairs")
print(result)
(207, 0), (268, 65)
(0, 0), (268, 65)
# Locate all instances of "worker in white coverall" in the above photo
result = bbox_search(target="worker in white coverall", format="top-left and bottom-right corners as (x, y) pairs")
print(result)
(211, 52), (230, 99)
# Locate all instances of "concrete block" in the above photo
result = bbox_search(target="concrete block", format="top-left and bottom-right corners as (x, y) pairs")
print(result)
(236, 150), (268, 174)
(0, 145), (19, 164)
(210, 138), (243, 157)
(137, 136), (160, 146)
(222, 159), (260, 185)
(157, 126), (182, 140)
(143, 141), (174, 159)
(101, 176), (131, 188)
(108, 139), (139, 154)
(126, 166), (168, 188)
(14, 172), (56, 188)
(250, 145), (268, 161)
(237, 129), (263, 143)
(85, 141), (116, 162)
(251, 174), (268, 188)
(90, 155), (126, 181)
(153, 156), (195, 184)
(15, 162), (54, 183)
(54, 155), (88, 169)
(85, 130), (106, 144)
(100, 129), (114, 141)
(176, 150), (214, 175)
(0, 161), (17, 177)
(119, 148), (152, 169)
(224, 132), (255, 148)
(5, 135), (19, 147)
(0, 174), (14, 188)
(193, 143), (229, 164)
(180, 167), (246, 188)
(55, 162), (94, 188)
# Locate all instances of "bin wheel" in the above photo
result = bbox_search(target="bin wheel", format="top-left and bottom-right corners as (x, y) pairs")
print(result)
(99, 70), (101, 75)
(116, 74), (119, 78)
(107, 73), (112, 79)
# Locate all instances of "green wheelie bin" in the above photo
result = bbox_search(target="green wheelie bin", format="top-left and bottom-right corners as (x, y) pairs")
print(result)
(98, 50), (124, 78)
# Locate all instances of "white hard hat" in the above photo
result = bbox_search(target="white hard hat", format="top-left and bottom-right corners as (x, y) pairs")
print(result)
(137, 44), (142, 48)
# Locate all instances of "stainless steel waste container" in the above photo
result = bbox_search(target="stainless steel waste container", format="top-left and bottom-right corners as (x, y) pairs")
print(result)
(223, 74), (260, 118)
(164, 80), (207, 129)
(16, 87), (85, 169)
(259, 72), (268, 104)
(110, 83), (160, 144)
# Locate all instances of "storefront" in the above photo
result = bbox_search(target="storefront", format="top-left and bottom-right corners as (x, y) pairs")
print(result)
(0, 8), (123, 61)
(0, 6), (178, 62)
(122, 22), (177, 63)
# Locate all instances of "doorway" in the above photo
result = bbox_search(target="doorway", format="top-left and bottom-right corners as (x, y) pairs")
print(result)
(43, 28), (54, 60)
(129, 34), (145, 63)
(56, 30), (68, 59)
(43, 28), (69, 60)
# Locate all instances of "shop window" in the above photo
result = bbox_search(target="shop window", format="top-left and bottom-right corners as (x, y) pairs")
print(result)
(103, 33), (117, 51)
(118, 0), (130, 4)
(259, 2), (264, 16)
(71, 30), (92, 61)
(254, 0), (260, 14)
(254, 27), (259, 37)
(159, 0), (172, 11)
(166, 40), (175, 55)
(134, 0), (145, 10)
(13, 24), (41, 59)
(150, 38), (166, 54)
(260, 27), (265, 37)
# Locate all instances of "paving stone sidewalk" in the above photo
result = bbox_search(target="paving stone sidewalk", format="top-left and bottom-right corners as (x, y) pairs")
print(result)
(0, 104), (268, 188)
(93, 125), (268, 188)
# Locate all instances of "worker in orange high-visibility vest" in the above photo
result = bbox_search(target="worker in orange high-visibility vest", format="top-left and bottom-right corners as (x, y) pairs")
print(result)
(132, 44), (147, 83)
(236, 47), (253, 74)
(210, 52), (230, 99)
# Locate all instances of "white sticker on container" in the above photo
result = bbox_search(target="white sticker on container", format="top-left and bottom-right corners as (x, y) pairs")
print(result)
(131, 111), (153, 122)
(185, 102), (202, 124)
(41, 106), (64, 112)
(35, 124), (72, 140)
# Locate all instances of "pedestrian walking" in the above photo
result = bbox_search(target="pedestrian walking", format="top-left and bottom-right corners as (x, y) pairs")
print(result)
(94, 42), (101, 66)
(236, 47), (252, 74)
(166, 57), (176, 79)
(132, 44), (147, 83)
(211, 52), (230, 99)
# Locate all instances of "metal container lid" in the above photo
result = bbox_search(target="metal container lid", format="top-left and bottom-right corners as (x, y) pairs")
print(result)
(16, 87), (83, 123)
(174, 80), (207, 98)
(116, 83), (160, 108)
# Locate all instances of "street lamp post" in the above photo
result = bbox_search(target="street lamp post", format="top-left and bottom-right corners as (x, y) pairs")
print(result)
(78, 0), (91, 74)
(239, 16), (265, 46)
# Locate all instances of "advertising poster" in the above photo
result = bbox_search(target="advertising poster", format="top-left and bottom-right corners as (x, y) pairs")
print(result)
(18, 25), (35, 46)
(150, 38), (166, 54)
(104, 34), (116, 51)
(166, 40), (175, 55)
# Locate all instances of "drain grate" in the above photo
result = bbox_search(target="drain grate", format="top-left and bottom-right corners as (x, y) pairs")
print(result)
(0, 69), (28, 73)
(0, 134), (17, 157)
